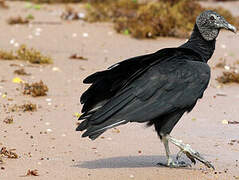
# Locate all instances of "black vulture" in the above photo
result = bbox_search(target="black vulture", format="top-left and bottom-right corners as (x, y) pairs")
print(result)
(76, 10), (236, 169)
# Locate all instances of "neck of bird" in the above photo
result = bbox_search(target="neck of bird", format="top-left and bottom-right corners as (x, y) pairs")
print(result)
(180, 24), (216, 63)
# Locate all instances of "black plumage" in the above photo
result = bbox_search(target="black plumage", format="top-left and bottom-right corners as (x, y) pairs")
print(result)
(78, 24), (211, 140)
(76, 10), (236, 168)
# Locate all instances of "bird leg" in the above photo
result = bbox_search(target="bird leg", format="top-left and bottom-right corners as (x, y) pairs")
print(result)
(157, 136), (191, 168)
(166, 135), (215, 169)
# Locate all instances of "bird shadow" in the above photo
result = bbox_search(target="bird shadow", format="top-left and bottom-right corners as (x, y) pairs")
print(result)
(73, 155), (192, 169)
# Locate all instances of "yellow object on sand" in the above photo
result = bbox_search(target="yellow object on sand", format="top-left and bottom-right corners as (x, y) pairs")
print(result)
(74, 112), (82, 118)
(12, 77), (24, 83)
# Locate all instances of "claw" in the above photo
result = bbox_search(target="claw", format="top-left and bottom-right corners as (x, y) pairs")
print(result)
(185, 152), (196, 165)
(183, 147), (215, 169)
(167, 135), (215, 170)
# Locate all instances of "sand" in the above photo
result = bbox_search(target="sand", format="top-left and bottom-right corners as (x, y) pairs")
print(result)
(0, 1), (239, 180)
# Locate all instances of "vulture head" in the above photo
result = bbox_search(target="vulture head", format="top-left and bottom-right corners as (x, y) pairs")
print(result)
(196, 10), (237, 41)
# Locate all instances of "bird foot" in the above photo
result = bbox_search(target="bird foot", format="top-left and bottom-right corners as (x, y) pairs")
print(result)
(157, 160), (191, 168)
(182, 145), (215, 169)
(168, 137), (215, 169)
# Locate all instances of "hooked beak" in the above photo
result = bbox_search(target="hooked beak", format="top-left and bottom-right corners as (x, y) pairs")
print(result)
(223, 22), (237, 33)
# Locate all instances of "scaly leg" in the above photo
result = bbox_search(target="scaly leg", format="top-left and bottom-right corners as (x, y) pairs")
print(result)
(166, 135), (215, 169)
(157, 135), (191, 168)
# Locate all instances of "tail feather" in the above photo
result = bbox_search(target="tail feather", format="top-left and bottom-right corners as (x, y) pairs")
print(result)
(76, 120), (89, 131)
(82, 119), (127, 138)
(89, 88), (134, 124)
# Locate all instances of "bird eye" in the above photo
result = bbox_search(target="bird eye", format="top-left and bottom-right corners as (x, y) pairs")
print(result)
(210, 15), (215, 21)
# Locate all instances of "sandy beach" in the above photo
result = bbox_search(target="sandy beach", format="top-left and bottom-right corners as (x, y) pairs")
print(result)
(0, 1), (239, 179)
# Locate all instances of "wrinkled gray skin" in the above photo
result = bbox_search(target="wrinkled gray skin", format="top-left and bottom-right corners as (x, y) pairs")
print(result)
(196, 10), (237, 41)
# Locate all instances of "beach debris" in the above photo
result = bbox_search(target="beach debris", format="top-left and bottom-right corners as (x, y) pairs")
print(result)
(69, 54), (88, 60)
(229, 139), (239, 146)
(45, 122), (50, 126)
(0, 45), (53, 64)
(45, 98), (52, 102)
(216, 92), (227, 96)
(2, 93), (7, 98)
(12, 77), (24, 84)
(0, 147), (18, 159)
(0, 0), (8, 9)
(6, 103), (37, 112)
(25, 169), (39, 176)
(52, 67), (60, 72)
(82, 33), (88, 38)
(7, 16), (29, 25)
(216, 71), (239, 84)
(222, 120), (228, 124)
(17, 44), (53, 64)
(26, 14), (35, 20)
(25, 2), (41, 10)
(228, 121), (239, 125)
(85, 0), (238, 39)
(46, 129), (52, 132)
(112, 128), (120, 133)
(0, 49), (17, 60)
(3, 116), (13, 124)
(23, 80), (48, 97)
(129, 174), (134, 178)
(14, 68), (31, 76)
(191, 117), (196, 121)
(215, 59), (226, 69)
(61, 6), (85, 20)
(74, 112), (82, 118)
(224, 65), (230, 70)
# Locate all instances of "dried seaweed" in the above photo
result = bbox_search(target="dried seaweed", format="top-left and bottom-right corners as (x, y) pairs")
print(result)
(0, 147), (18, 159)
(69, 54), (88, 60)
(0, 45), (53, 64)
(61, 6), (85, 20)
(8, 103), (37, 112)
(85, 0), (238, 39)
(216, 71), (239, 84)
(7, 16), (29, 25)
(0, 0), (8, 9)
(3, 116), (13, 124)
(215, 61), (226, 68)
(17, 44), (53, 64)
(0, 50), (17, 60)
(25, 169), (39, 176)
(23, 80), (48, 97)
(14, 68), (31, 76)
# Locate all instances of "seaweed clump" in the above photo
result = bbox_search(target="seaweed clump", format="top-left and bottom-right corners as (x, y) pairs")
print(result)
(85, 0), (238, 38)
(0, 0), (8, 9)
(0, 50), (17, 60)
(0, 44), (53, 64)
(0, 147), (18, 159)
(61, 6), (85, 20)
(17, 45), (53, 64)
(14, 68), (31, 76)
(7, 16), (29, 25)
(216, 71), (239, 84)
(8, 103), (37, 112)
(10, 0), (82, 3)
(23, 80), (48, 97)
(3, 116), (13, 124)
